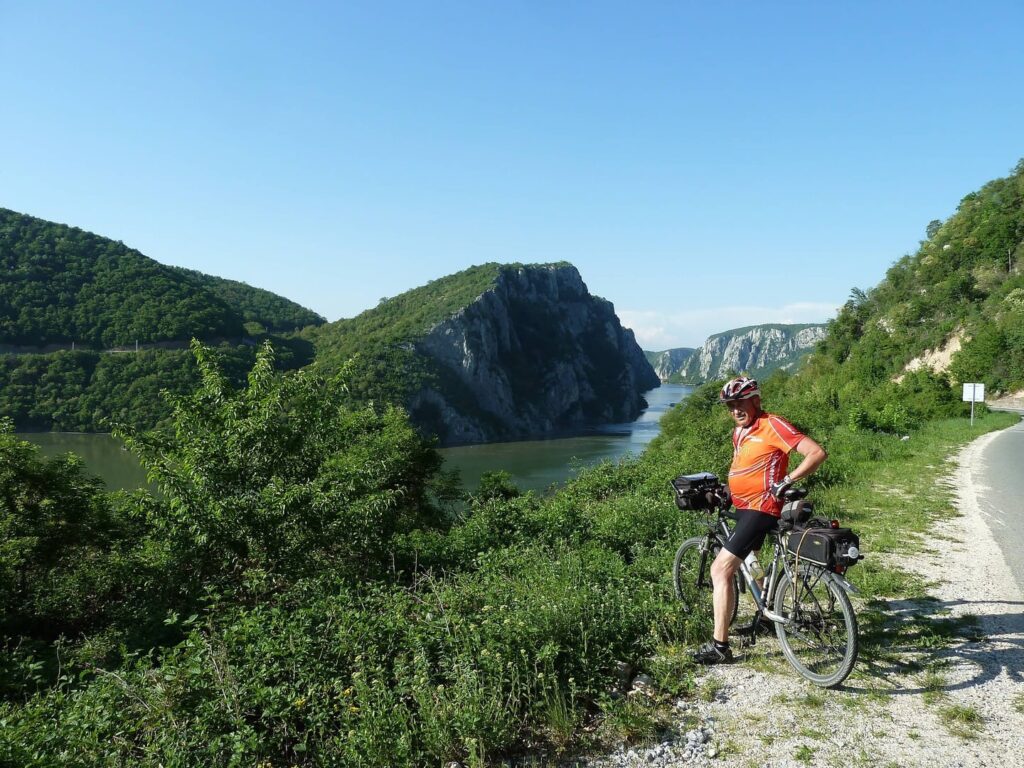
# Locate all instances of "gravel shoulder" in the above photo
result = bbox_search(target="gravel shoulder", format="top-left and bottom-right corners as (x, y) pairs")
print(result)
(593, 428), (1024, 768)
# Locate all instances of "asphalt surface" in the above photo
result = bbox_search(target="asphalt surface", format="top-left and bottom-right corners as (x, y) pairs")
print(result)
(975, 414), (1024, 596)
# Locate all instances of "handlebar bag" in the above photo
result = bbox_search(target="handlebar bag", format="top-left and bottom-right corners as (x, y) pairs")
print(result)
(671, 472), (724, 511)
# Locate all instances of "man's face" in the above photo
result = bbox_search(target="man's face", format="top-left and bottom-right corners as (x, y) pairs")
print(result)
(725, 397), (761, 428)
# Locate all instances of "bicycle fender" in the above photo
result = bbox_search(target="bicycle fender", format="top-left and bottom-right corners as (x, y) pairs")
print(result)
(835, 576), (860, 594)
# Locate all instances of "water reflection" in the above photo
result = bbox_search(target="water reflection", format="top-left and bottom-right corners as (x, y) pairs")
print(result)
(438, 384), (690, 493)
(18, 384), (691, 495)
(16, 432), (152, 491)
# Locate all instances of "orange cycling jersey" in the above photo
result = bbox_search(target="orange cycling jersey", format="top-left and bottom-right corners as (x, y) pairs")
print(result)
(728, 413), (805, 516)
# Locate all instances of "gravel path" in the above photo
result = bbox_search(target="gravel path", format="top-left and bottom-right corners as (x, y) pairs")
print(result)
(589, 429), (1024, 768)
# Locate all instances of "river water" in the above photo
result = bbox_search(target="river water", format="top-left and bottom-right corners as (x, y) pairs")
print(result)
(18, 384), (692, 494)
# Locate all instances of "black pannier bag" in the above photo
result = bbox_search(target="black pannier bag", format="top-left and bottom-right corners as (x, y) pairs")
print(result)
(671, 472), (723, 511)
(787, 526), (861, 569)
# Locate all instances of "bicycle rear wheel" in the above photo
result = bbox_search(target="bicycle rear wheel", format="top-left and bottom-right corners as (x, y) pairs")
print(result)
(672, 536), (738, 626)
(774, 565), (858, 687)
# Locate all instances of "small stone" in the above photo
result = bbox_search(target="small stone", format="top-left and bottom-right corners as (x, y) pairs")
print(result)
(631, 673), (655, 691)
(708, 746), (718, 758)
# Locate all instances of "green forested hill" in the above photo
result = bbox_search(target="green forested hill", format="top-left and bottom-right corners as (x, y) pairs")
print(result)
(311, 262), (514, 403)
(0, 208), (324, 348)
(820, 159), (1024, 395)
(0, 209), (322, 431)
(311, 260), (656, 444)
(168, 266), (325, 334)
(314, 263), (504, 351)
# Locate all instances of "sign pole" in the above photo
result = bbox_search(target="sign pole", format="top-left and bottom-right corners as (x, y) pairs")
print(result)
(962, 382), (984, 427)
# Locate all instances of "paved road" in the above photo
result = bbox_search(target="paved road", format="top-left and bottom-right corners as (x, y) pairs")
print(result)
(976, 415), (1024, 595)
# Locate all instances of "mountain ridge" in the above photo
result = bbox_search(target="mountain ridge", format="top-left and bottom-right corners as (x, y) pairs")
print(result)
(316, 262), (659, 445)
(0, 210), (658, 443)
(646, 323), (826, 383)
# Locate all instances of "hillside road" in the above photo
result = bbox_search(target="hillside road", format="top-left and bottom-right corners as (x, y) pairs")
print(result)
(975, 415), (1024, 595)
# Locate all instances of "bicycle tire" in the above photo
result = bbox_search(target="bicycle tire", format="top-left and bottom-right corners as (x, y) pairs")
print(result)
(774, 565), (858, 688)
(672, 536), (738, 625)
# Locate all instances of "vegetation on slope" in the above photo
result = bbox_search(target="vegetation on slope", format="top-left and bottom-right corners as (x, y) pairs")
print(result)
(0, 208), (323, 348)
(0, 340), (313, 433)
(310, 263), (507, 404)
(169, 266), (325, 334)
(0, 209), (323, 432)
(821, 159), (1024, 394)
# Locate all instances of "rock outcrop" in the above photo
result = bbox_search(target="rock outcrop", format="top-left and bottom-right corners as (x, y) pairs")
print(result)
(646, 348), (696, 381)
(649, 324), (826, 383)
(407, 264), (659, 445)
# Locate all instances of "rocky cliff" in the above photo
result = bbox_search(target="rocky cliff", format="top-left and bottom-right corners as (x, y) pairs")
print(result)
(646, 348), (696, 381)
(648, 324), (826, 383)
(406, 264), (660, 445)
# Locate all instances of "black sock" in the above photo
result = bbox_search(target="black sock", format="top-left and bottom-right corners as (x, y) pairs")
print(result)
(714, 639), (730, 651)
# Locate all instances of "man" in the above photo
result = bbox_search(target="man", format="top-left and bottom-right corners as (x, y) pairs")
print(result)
(692, 376), (827, 664)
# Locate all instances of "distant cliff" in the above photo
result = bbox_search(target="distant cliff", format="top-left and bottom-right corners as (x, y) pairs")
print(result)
(316, 263), (659, 445)
(645, 348), (696, 381)
(647, 324), (826, 383)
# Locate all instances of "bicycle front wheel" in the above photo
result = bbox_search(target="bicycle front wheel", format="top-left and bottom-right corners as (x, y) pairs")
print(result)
(672, 536), (738, 626)
(774, 565), (858, 688)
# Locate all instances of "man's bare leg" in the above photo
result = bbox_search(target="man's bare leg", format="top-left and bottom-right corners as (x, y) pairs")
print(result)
(710, 548), (741, 644)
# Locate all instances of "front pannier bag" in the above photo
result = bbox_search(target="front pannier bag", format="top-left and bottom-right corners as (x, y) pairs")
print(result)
(787, 527), (861, 569)
(671, 472), (723, 511)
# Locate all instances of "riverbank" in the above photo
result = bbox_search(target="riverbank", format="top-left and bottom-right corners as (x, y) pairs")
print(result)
(586, 414), (1024, 768)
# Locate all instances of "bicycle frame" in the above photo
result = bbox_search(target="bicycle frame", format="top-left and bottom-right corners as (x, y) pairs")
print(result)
(709, 514), (791, 626)
(674, 490), (861, 687)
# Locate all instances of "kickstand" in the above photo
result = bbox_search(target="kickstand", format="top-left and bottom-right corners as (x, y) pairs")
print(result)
(735, 611), (764, 648)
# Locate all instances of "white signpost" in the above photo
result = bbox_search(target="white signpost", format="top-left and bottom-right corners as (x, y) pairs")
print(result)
(962, 382), (985, 426)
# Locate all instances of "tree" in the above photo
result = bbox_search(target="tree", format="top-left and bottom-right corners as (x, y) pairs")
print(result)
(115, 341), (447, 587)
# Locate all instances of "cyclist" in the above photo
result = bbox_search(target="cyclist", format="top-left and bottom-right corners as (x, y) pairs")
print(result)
(693, 376), (828, 664)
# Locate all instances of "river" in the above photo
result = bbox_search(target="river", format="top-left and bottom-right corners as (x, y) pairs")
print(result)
(18, 384), (692, 494)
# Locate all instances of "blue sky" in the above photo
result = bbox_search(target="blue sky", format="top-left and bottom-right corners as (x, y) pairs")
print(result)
(2, 1), (1022, 348)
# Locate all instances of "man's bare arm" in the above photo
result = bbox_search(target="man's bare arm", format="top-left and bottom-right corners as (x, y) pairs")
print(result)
(788, 436), (827, 482)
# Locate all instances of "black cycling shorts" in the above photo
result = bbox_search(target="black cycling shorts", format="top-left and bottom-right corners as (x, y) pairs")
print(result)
(723, 509), (778, 559)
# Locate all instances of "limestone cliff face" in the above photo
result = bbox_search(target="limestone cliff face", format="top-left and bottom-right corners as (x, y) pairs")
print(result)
(646, 348), (696, 381)
(407, 265), (659, 445)
(649, 324), (826, 383)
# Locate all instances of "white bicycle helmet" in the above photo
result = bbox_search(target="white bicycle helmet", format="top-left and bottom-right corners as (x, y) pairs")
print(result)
(719, 376), (760, 402)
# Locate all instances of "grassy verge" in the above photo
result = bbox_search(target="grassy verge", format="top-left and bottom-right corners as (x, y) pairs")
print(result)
(817, 413), (1015, 689)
